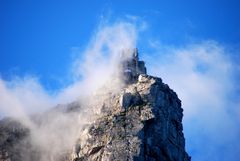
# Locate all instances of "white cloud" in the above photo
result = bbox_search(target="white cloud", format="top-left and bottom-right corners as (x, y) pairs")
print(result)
(0, 20), (139, 160)
(0, 76), (54, 119)
(0, 20), (138, 117)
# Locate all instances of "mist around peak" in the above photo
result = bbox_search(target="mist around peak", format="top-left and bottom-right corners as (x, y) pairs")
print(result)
(0, 20), (141, 160)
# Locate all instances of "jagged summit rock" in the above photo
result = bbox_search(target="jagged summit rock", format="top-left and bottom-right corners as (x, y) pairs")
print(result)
(0, 49), (190, 161)
(120, 48), (147, 84)
(70, 49), (190, 161)
(71, 74), (190, 161)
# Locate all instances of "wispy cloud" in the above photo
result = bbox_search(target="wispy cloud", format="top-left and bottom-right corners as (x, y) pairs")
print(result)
(0, 20), (138, 116)
(0, 76), (54, 119)
(0, 19), (139, 160)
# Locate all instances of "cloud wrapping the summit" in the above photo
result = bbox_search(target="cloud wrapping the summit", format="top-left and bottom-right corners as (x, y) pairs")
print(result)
(0, 21), (138, 117)
(0, 20), (139, 160)
(71, 21), (137, 95)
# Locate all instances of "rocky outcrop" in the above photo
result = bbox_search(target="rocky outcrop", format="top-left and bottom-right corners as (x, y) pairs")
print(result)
(71, 74), (190, 161)
(0, 49), (190, 161)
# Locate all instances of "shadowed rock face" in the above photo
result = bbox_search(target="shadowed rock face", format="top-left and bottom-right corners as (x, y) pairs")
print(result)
(0, 119), (30, 161)
(0, 49), (190, 161)
(72, 74), (190, 161)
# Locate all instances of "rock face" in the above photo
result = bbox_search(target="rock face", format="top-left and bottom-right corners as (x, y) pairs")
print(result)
(0, 49), (190, 161)
(72, 74), (190, 161)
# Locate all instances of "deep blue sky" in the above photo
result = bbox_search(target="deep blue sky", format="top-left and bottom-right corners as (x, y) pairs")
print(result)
(1, 0), (240, 90)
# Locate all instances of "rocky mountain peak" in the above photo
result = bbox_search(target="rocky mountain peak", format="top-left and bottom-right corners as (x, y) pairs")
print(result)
(71, 73), (190, 161)
(0, 49), (190, 161)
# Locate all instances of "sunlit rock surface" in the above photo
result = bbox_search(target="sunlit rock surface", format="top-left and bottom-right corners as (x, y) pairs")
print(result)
(71, 74), (190, 161)
(0, 49), (190, 161)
